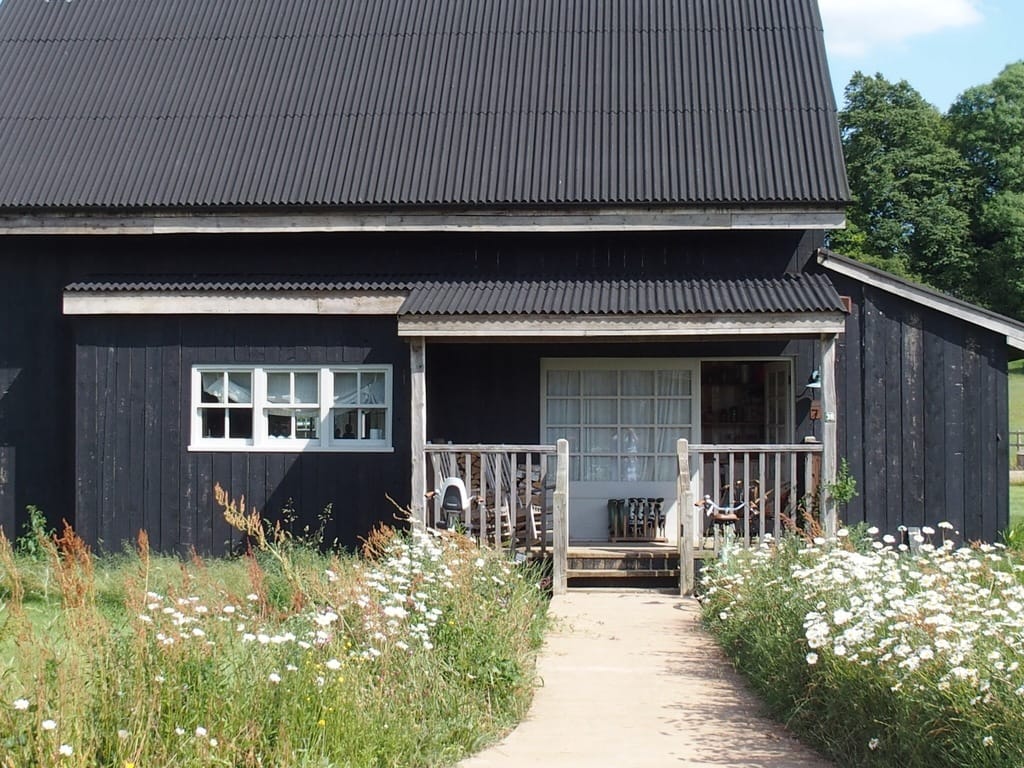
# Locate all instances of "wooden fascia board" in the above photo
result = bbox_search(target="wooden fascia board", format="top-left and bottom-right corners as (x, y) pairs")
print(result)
(4, 207), (846, 235)
(62, 290), (407, 315)
(397, 313), (848, 338)
(818, 252), (1024, 353)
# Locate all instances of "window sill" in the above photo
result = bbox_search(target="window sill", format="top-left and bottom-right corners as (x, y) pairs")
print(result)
(188, 443), (395, 454)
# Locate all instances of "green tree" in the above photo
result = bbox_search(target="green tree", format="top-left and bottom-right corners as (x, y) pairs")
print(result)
(948, 62), (1024, 318)
(831, 73), (975, 296)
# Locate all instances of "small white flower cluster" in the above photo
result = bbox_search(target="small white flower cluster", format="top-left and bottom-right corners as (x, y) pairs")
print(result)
(353, 530), (453, 655)
(136, 591), (245, 648)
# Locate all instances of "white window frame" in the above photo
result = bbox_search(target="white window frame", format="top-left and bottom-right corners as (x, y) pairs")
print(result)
(190, 364), (393, 452)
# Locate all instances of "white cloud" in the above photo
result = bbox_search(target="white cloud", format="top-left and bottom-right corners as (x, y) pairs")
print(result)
(819, 0), (983, 57)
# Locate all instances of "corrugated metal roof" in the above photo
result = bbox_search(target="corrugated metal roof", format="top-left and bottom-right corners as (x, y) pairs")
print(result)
(0, 0), (849, 210)
(399, 274), (845, 315)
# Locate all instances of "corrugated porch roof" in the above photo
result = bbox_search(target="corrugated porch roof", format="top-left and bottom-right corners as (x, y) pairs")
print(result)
(397, 274), (845, 316)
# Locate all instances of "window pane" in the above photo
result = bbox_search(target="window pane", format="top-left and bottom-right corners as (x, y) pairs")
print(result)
(622, 370), (654, 396)
(364, 409), (386, 440)
(656, 456), (677, 482)
(657, 370), (691, 397)
(267, 410), (291, 438)
(621, 455), (654, 482)
(582, 399), (616, 425)
(295, 409), (319, 439)
(334, 410), (358, 439)
(334, 372), (359, 405)
(546, 370), (579, 396)
(361, 372), (385, 405)
(228, 408), (253, 439)
(656, 426), (691, 454)
(657, 399), (692, 425)
(295, 372), (318, 404)
(621, 398), (653, 424)
(546, 399), (579, 425)
(582, 456), (617, 482)
(228, 372), (252, 404)
(202, 372), (225, 403)
(581, 370), (616, 396)
(582, 427), (617, 453)
(267, 372), (290, 403)
(621, 427), (653, 452)
(201, 407), (225, 437)
(546, 427), (579, 452)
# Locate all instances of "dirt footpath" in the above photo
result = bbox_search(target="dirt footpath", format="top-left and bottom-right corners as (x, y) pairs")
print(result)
(459, 590), (833, 768)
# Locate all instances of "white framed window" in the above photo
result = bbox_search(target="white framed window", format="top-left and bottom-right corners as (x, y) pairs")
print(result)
(190, 365), (393, 452)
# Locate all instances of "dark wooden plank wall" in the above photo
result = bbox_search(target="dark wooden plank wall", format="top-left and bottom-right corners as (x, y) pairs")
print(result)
(0, 250), (73, 538)
(829, 275), (1009, 540)
(74, 315), (410, 555)
(427, 339), (819, 445)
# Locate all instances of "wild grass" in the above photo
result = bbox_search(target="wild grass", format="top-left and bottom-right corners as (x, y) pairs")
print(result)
(0, 496), (548, 767)
(700, 526), (1024, 767)
(1011, 484), (1024, 530)
(1009, 360), (1024, 433)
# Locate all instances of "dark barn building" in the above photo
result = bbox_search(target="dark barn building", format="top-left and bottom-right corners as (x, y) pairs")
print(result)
(0, 0), (1020, 557)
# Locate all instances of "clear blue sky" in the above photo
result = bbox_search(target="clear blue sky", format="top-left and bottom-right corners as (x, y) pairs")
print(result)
(820, 0), (1024, 112)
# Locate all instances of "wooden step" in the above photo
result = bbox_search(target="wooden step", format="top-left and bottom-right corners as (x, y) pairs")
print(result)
(567, 554), (680, 572)
(567, 568), (680, 579)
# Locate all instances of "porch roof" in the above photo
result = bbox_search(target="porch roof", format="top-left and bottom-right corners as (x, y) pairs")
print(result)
(396, 274), (848, 338)
(397, 274), (845, 316)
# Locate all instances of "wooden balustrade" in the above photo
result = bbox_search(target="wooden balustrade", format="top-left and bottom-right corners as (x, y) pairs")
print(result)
(681, 441), (824, 547)
(423, 443), (557, 553)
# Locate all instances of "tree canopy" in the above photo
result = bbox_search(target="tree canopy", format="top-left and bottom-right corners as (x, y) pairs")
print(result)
(832, 61), (1024, 319)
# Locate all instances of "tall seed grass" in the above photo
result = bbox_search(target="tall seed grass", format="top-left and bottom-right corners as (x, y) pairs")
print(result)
(0, 506), (548, 767)
(700, 527), (1024, 767)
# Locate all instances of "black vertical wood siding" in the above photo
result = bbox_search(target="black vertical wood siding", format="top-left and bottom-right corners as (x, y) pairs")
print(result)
(828, 275), (1009, 540)
(427, 339), (818, 445)
(73, 315), (410, 555)
(0, 249), (73, 537)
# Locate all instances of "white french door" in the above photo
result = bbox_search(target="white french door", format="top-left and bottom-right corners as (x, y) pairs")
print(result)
(765, 361), (793, 444)
(541, 359), (700, 542)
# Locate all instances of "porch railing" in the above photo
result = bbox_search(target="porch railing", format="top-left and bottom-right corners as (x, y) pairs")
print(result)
(423, 442), (556, 548)
(677, 439), (824, 592)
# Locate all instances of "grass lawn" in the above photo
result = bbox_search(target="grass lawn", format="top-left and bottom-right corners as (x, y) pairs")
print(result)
(1009, 361), (1024, 528)
(1011, 359), (1024, 432)
(1013, 483), (1024, 528)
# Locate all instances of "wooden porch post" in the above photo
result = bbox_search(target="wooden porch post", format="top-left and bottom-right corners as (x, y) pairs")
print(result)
(552, 438), (569, 595)
(821, 333), (838, 535)
(677, 439), (694, 595)
(409, 337), (427, 527)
